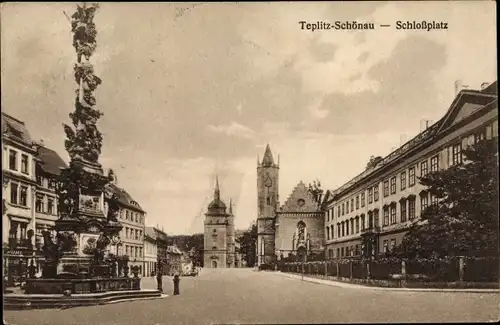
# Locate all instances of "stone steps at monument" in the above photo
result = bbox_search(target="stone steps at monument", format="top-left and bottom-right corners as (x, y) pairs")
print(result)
(4, 289), (162, 310)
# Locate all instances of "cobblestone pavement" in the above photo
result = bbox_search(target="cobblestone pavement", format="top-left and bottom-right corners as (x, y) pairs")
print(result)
(4, 268), (499, 325)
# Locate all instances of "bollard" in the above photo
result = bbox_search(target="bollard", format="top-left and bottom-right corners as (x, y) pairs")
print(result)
(173, 274), (180, 295)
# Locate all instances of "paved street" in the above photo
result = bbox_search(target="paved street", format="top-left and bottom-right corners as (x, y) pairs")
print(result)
(4, 268), (499, 325)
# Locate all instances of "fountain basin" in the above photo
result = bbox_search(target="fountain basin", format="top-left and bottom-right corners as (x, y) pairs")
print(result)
(25, 277), (140, 295)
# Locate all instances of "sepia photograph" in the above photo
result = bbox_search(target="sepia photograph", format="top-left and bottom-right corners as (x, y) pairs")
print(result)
(1, 1), (498, 324)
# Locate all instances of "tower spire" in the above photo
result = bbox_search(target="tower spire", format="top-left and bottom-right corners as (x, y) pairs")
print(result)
(229, 198), (233, 214)
(214, 174), (220, 200)
(261, 144), (275, 166)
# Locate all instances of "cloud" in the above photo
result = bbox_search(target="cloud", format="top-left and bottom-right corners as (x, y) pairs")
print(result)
(207, 121), (256, 139)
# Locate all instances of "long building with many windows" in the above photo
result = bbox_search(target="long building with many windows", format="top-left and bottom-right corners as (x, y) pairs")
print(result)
(323, 81), (498, 259)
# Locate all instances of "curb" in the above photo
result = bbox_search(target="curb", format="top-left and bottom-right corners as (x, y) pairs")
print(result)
(274, 272), (500, 293)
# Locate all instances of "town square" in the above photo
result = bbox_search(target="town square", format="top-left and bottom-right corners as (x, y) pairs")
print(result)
(1, 2), (499, 324)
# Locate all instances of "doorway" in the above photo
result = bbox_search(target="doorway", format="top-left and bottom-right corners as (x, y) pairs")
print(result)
(211, 260), (217, 268)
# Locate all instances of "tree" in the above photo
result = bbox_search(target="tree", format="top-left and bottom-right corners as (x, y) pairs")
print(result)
(237, 222), (257, 267)
(399, 138), (499, 258)
(307, 179), (324, 203)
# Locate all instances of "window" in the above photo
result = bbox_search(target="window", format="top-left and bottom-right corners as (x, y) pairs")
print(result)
(409, 167), (416, 187)
(9, 150), (17, 170)
(431, 194), (438, 206)
(383, 208), (389, 226)
(390, 239), (396, 251)
(350, 199), (354, 212)
(373, 210), (379, 227)
(390, 177), (396, 195)
(350, 219), (354, 234)
(330, 225), (334, 239)
(37, 175), (44, 186)
(337, 248), (340, 258)
(20, 186), (28, 206)
(400, 171), (406, 190)
(341, 247), (344, 257)
(361, 193), (365, 207)
(374, 186), (379, 201)
(342, 203), (345, 215)
(400, 200), (407, 222)
(390, 205), (396, 224)
(47, 198), (54, 214)
(356, 196), (359, 209)
(341, 222), (345, 236)
(368, 187), (373, 203)
(475, 130), (486, 143)
(383, 180), (389, 197)
(346, 221), (349, 236)
(383, 240), (389, 253)
(420, 160), (428, 178)
(36, 196), (44, 213)
(125, 245), (129, 255)
(21, 154), (29, 174)
(326, 227), (330, 240)
(126, 228), (129, 239)
(452, 143), (461, 165)
(346, 201), (349, 213)
(430, 155), (439, 172)
(408, 199), (416, 219)
(421, 194), (429, 212)
(48, 179), (56, 190)
(355, 217), (359, 233)
(337, 223), (341, 238)
(10, 183), (18, 204)
(361, 215), (365, 230)
(337, 206), (341, 217)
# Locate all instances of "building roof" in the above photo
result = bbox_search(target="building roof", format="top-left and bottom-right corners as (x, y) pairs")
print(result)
(166, 245), (182, 255)
(1, 113), (34, 147)
(207, 175), (227, 210)
(36, 145), (68, 176)
(106, 183), (145, 213)
(261, 144), (275, 166)
(330, 81), (498, 199)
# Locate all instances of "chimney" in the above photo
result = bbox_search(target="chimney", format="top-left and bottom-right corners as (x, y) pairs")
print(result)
(39, 138), (44, 146)
(420, 119), (426, 132)
(481, 82), (490, 90)
(454, 80), (463, 95)
(400, 133), (407, 146)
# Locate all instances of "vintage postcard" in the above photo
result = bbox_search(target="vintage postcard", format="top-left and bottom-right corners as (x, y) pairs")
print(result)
(1, 1), (498, 324)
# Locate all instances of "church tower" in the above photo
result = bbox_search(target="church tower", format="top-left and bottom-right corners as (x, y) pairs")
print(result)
(256, 144), (279, 266)
(204, 176), (228, 268)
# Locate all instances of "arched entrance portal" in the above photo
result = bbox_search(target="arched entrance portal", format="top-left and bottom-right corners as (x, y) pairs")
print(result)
(211, 260), (218, 268)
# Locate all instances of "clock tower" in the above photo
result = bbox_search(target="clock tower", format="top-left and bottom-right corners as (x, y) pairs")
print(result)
(256, 144), (279, 266)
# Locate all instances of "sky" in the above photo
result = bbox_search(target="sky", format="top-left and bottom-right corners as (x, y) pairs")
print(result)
(1, 2), (496, 235)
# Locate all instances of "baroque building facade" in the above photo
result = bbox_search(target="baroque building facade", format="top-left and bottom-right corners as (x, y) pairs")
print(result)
(203, 177), (236, 268)
(323, 81), (498, 259)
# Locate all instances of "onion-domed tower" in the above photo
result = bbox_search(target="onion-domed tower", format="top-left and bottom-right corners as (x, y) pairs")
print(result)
(204, 176), (229, 268)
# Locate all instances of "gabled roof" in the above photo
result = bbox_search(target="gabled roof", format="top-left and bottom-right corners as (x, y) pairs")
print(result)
(105, 183), (145, 212)
(280, 181), (321, 213)
(36, 145), (68, 176)
(1, 113), (34, 147)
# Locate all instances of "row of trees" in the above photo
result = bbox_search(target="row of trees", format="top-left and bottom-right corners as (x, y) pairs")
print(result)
(398, 137), (499, 259)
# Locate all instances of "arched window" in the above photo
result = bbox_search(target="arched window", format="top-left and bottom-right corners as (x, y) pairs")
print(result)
(266, 197), (271, 205)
